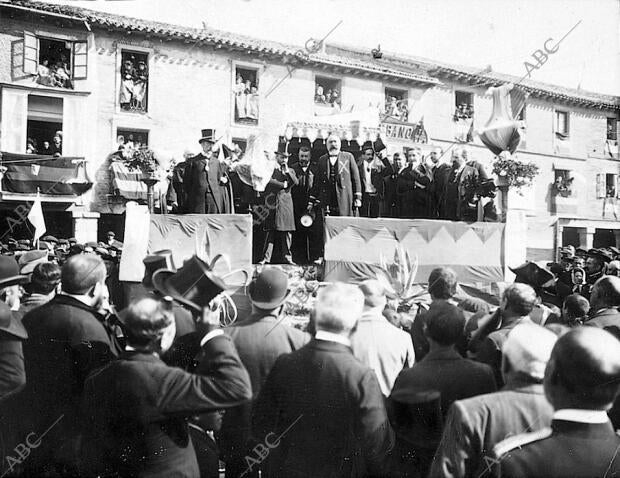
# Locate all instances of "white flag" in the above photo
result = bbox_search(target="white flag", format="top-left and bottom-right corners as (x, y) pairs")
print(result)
(27, 192), (46, 242)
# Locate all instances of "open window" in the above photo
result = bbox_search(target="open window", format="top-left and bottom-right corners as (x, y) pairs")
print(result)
(22, 31), (87, 89)
(26, 95), (63, 155)
(552, 169), (573, 196)
(116, 128), (149, 150)
(119, 50), (149, 113)
(233, 66), (259, 125)
(607, 118), (618, 141)
(454, 91), (474, 120)
(315, 76), (341, 109)
(555, 110), (569, 138)
(384, 87), (409, 122)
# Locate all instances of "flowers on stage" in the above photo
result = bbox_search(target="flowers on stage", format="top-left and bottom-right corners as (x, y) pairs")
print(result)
(492, 153), (539, 192)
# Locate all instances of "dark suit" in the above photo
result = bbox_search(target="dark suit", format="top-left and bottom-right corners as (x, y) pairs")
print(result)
(383, 165), (403, 217)
(357, 156), (392, 218)
(431, 163), (452, 219)
(494, 419), (620, 478)
(80, 333), (252, 478)
(219, 313), (310, 477)
(253, 338), (395, 478)
(262, 166), (298, 263)
(441, 161), (489, 222)
(585, 307), (620, 341)
(0, 314), (27, 400)
(291, 164), (322, 263)
(183, 154), (232, 214)
(429, 380), (553, 478)
(309, 151), (362, 217)
(390, 348), (496, 417)
(20, 294), (121, 472)
(397, 164), (432, 219)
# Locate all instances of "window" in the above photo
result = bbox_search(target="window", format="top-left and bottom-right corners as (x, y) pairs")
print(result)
(607, 117), (618, 141)
(22, 31), (87, 89)
(555, 110), (569, 137)
(315, 76), (341, 109)
(26, 95), (63, 155)
(553, 169), (573, 195)
(231, 138), (247, 160)
(233, 66), (259, 125)
(384, 87), (409, 122)
(606, 173), (617, 198)
(116, 128), (149, 152)
(454, 91), (474, 120)
(120, 50), (149, 113)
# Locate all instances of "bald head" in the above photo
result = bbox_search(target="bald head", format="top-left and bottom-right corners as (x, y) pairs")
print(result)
(590, 275), (620, 310)
(314, 283), (363, 335)
(545, 327), (620, 410)
(61, 254), (107, 294)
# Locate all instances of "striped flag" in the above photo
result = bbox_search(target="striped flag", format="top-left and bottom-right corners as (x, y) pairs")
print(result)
(27, 192), (46, 243)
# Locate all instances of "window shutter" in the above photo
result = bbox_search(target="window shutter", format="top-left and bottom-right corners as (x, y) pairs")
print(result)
(72, 41), (88, 79)
(22, 31), (38, 75)
(616, 175), (620, 199)
(596, 174), (606, 199)
(11, 40), (28, 81)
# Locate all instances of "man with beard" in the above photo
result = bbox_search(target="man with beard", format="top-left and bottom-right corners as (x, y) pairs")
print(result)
(397, 147), (431, 218)
(357, 144), (392, 218)
(308, 134), (361, 217)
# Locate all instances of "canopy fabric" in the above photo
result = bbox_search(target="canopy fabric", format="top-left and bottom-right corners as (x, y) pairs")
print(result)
(283, 107), (381, 140)
(323, 217), (506, 284)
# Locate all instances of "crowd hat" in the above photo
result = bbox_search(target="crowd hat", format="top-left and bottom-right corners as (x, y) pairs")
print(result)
(503, 323), (557, 381)
(142, 250), (176, 289)
(0, 256), (29, 288)
(41, 235), (58, 244)
(587, 248), (613, 263)
(18, 250), (48, 275)
(0, 301), (27, 340)
(152, 255), (228, 313)
(199, 129), (217, 144)
(559, 245), (575, 258)
(248, 267), (291, 310)
(509, 261), (554, 289)
(274, 142), (290, 157)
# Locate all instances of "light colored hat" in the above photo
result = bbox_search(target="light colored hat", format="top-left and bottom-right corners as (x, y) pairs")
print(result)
(503, 323), (557, 381)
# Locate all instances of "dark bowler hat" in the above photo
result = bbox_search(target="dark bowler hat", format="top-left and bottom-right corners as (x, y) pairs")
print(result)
(509, 261), (554, 289)
(152, 255), (228, 313)
(18, 249), (48, 275)
(142, 250), (176, 289)
(587, 248), (613, 263)
(199, 129), (217, 144)
(575, 247), (588, 257)
(0, 301), (27, 340)
(248, 267), (291, 310)
(0, 255), (28, 288)
(41, 235), (58, 244)
(361, 141), (374, 153)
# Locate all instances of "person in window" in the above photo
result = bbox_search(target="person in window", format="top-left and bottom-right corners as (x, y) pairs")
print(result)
(51, 134), (62, 155)
(40, 140), (52, 155)
(234, 75), (247, 119)
(315, 84), (326, 103)
(26, 138), (38, 154)
(246, 84), (259, 120)
(120, 59), (135, 109)
(330, 89), (340, 108)
(133, 60), (148, 110)
(35, 59), (52, 86)
(52, 60), (71, 89)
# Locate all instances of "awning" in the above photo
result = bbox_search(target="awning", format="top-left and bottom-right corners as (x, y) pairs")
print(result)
(282, 108), (381, 143)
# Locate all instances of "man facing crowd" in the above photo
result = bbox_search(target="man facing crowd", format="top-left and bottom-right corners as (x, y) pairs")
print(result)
(357, 144), (392, 218)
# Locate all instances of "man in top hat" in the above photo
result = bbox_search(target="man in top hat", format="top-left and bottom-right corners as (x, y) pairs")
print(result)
(308, 134), (361, 217)
(356, 143), (392, 218)
(492, 328), (620, 478)
(259, 149), (298, 265)
(219, 267), (310, 477)
(431, 323), (557, 478)
(0, 256), (29, 399)
(183, 129), (232, 214)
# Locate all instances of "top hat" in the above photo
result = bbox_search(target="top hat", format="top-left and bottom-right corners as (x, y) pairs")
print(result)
(152, 255), (229, 313)
(248, 267), (291, 310)
(199, 129), (217, 144)
(0, 301), (27, 340)
(373, 137), (387, 154)
(18, 249), (48, 275)
(274, 141), (291, 157)
(361, 141), (375, 153)
(142, 250), (176, 289)
(509, 261), (554, 289)
(0, 255), (28, 288)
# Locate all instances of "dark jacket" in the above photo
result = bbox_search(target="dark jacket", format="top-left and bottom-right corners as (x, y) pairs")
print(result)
(252, 339), (395, 478)
(441, 161), (489, 221)
(290, 164), (316, 217)
(494, 419), (620, 478)
(431, 163), (452, 219)
(263, 167), (298, 232)
(309, 151), (362, 216)
(183, 154), (232, 214)
(429, 380), (553, 478)
(585, 307), (620, 340)
(80, 333), (252, 478)
(0, 325), (27, 400)
(396, 164), (432, 218)
(390, 348), (496, 417)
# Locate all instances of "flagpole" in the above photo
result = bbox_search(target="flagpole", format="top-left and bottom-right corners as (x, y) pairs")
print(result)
(34, 187), (40, 249)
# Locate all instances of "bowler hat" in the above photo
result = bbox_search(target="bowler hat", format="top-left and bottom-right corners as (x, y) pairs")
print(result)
(18, 249), (48, 275)
(199, 129), (216, 144)
(248, 267), (291, 310)
(41, 235), (58, 244)
(152, 255), (228, 313)
(587, 248), (612, 263)
(142, 250), (176, 289)
(0, 255), (28, 288)
(509, 261), (554, 289)
(0, 301), (27, 340)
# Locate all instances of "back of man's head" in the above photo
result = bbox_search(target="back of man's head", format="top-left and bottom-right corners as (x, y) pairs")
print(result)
(562, 294), (590, 321)
(30, 262), (61, 295)
(590, 275), (620, 310)
(545, 327), (620, 410)
(123, 297), (175, 352)
(61, 254), (106, 295)
(424, 302), (466, 347)
(503, 323), (557, 383)
(314, 283), (363, 335)
(428, 267), (457, 300)
(502, 283), (537, 317)
(358, 279), (387, 310)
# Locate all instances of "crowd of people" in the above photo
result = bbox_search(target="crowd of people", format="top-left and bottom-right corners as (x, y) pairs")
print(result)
(120, 55), (149, 111)
(35, 58), (73, 89)
(25, 131), (63, 156)
(0, 224), (619, 477)
(234, 74), (260, 121)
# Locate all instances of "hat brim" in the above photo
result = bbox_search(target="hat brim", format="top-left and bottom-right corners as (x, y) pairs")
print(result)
(274, 151), (291, 157)
(250, 288), (293, 310)
(199, 138), (215, 144)
(152, 269), (229, 313)
(0, 275), (29, 288)
(0, 316), (28, 340)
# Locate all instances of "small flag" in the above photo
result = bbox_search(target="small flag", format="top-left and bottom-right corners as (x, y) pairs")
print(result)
(27, 191), (46, 243)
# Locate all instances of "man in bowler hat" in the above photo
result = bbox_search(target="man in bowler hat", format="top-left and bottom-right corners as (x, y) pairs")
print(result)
(184, 129), (233, 214)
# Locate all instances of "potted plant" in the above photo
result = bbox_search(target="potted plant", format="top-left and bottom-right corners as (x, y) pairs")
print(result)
(124, 146), (158, 179)
(492, 154), (539, 194)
